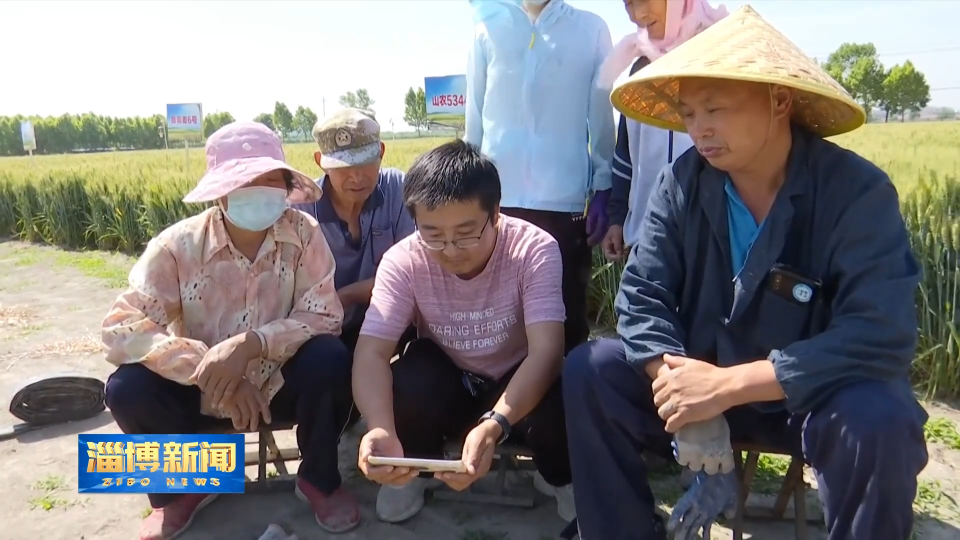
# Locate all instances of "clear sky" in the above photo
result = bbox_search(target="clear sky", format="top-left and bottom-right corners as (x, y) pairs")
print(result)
(2, 0), (958, 130)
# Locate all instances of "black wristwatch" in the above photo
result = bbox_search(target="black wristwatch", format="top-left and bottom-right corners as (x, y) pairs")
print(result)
(479, 411), (511, 445)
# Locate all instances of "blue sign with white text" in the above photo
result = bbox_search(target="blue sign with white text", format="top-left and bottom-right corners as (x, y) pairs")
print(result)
(78, 434), (245, 494)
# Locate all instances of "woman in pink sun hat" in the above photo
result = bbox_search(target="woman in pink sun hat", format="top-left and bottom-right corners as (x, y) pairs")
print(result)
(101, 121), (360, 539)
(600, 0), (728, 262)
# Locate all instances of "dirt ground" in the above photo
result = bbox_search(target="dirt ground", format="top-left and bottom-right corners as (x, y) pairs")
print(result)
(1, 239), (959, 540)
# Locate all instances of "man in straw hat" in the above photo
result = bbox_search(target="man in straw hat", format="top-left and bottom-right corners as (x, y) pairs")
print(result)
(101, 122), (361, 539)
(563, 6), (928, 540)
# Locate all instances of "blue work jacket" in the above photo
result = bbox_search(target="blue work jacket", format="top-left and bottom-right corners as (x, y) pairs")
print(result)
(617, 126), (922, 414)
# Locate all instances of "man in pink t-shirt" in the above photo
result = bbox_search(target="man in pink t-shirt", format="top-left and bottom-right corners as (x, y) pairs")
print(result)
(352, 140), (575, 524)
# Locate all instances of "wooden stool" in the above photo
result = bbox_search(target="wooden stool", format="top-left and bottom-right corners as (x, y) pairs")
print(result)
(427, 440), (538, 507)
(730, 444), (817, 540)
(215, 422), (300, 493)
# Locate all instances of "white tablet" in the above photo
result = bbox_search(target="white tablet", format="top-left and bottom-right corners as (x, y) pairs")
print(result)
(366, 456), (467, 473)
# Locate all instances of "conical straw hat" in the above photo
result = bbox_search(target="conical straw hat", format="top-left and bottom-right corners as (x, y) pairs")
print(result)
(610, 5), (866, 137)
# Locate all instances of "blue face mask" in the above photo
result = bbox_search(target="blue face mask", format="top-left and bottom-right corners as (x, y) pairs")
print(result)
(223, 186), (288, 231)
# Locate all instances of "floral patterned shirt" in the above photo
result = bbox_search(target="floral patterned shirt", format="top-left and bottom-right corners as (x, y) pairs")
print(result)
(101, 206), (343, 417)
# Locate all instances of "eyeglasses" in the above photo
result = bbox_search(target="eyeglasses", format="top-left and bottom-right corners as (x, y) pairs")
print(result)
(416, 217), (490, 251)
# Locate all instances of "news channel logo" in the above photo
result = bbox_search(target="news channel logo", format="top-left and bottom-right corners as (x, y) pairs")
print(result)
(78, 434), (245, 494)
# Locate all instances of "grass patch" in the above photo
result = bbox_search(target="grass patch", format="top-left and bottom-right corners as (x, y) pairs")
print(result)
(924, 417), (960, 450)
(0, 244), (131, 288)
(52, 251), (129, 287)
(914, 480), (958, 518)
(32, 475), (65, 491)
(16, 322), (48, 335)
(12, 252), (39, 266)
(751, 453), (793, 495)
(28, 494), (70, 511)
(28, 474), (72, 511)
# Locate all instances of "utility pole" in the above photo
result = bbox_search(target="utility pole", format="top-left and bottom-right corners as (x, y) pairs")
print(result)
(322, 97), (326, 117)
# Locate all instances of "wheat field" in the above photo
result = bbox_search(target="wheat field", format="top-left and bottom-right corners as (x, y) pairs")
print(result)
(2, 121), (959, 192)
(2, 122), (960, 396)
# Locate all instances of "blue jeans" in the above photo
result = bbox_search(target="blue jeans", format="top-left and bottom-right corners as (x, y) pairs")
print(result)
(563, 338), (929, 540)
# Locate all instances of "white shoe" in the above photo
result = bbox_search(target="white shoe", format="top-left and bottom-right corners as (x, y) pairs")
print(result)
(534, 471), (576, 522)
(376, 478), (429, 523)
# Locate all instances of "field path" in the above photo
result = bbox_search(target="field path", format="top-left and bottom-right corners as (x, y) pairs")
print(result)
(1, 239), (959, 540)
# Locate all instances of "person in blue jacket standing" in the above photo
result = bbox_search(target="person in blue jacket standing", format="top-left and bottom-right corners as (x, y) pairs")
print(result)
(465, 0), (615, 355)
(563, 6), (928, 540)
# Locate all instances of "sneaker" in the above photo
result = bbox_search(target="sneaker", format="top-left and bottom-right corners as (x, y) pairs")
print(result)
(534, 471), (576, 522)
(138, 494), (218, 540)
(294, 479), (360, 533)
(376, 477), (430, 523)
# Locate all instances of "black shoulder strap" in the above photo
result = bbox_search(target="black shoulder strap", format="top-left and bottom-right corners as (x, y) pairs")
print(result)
(631, 57), (650, 75)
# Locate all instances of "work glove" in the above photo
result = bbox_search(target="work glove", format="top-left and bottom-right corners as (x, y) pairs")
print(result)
(673, 415), (736, 475)
(667, 470), (738, 540)
(585, 189), (611, 246)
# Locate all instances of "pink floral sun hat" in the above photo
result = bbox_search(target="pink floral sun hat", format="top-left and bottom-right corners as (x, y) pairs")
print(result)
(182, 121), (322, 204)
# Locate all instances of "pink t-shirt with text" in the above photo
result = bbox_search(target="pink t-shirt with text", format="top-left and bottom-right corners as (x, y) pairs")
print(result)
(359, 215), (565, 379)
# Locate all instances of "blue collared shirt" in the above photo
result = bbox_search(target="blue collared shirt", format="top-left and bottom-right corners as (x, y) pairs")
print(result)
(725, 178), (765, 277)
(293, 167), (414, 330)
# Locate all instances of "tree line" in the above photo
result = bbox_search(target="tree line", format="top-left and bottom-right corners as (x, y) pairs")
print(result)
(0, 111), (238, 157)
(0, 42), (941, 156)
(0, 106), (310, 157)
(822, 43), (933, 122)
(0, 88), (425, 156)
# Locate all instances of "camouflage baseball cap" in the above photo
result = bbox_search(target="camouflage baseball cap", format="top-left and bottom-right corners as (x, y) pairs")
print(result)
(312, 108), (382, 169)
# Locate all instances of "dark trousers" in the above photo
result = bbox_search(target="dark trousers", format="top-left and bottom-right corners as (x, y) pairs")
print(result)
(563, 338), (929, 540)
(392, 338), (572, 486)
(500, 208), (591, 354)
(104, 334), (354, 509)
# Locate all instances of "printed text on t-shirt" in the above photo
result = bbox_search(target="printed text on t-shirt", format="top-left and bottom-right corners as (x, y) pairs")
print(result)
(428, 310), (519, 351)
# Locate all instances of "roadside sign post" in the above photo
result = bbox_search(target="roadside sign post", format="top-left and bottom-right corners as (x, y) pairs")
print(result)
(165, 103), (203, 176)
(20, 120), (37, 166)
(424, 75), (467, 137)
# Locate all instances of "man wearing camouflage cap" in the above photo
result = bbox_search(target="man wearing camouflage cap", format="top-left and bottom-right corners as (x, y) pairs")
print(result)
(294, 108), (415, 352)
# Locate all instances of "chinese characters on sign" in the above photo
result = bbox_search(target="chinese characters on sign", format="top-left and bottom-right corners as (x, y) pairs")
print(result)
(169, 116), (199, 125)
(78, 434), (245, 494)
(430, 94), (466, 108)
